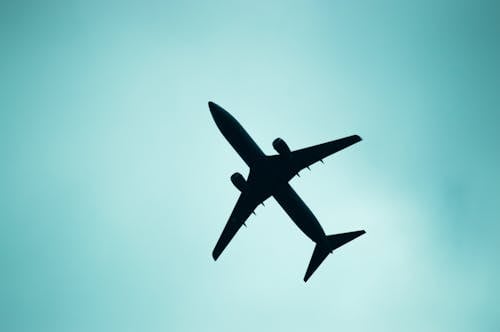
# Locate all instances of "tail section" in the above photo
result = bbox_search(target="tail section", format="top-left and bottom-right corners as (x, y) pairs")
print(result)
(304, 230), (365, 282)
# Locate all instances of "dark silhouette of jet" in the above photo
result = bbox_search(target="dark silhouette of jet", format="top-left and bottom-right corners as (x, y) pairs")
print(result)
(209, 101), (365, 282)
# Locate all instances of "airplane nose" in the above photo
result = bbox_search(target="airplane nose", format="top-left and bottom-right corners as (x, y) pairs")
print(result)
(208, 101), (216, 114)
(208, 101), (222, 119)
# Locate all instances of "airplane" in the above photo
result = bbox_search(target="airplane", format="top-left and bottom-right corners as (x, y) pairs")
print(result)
(209, 101), (365, 282)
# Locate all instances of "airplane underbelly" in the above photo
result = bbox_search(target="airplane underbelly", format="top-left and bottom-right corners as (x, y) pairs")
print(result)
(225, 123), (266, 166)
(273, 183), (326, 243)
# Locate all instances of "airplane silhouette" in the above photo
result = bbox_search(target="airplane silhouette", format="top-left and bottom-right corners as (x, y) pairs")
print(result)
(209, 101), (365, 282)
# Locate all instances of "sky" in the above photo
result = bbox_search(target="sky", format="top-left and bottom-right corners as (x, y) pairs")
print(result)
(1, 1), (499, 331)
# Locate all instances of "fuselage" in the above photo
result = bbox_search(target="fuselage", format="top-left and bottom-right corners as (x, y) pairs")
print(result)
(209, 102), (266, 166)
(209, 102), (328, 246)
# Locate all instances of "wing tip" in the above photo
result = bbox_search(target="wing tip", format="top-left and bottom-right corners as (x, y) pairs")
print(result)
(212, 246), (223, 261)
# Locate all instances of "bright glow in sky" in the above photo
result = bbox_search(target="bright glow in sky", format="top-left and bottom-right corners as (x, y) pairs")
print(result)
(1, 1), (499, 331)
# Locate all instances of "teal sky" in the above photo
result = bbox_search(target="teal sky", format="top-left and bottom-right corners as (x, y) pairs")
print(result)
(1, 1), (499, 331)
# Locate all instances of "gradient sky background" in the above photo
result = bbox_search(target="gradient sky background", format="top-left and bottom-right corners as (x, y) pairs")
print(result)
(1, 1), (499, 331)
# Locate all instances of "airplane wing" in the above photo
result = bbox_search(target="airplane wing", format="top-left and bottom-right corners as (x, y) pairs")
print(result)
(289, 135), (361, 175)
(212, 190), (261, 260)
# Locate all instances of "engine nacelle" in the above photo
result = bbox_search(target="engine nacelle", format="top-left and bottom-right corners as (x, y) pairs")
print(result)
(272, 137), (291, 158)
(230, 172), (247, 192)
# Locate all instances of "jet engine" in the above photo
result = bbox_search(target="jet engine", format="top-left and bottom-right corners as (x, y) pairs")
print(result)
(272, 137), (291, 158)
(230, 172), (247, 191)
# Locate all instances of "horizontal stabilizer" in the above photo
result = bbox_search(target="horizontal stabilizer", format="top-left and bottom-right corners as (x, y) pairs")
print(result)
(304, 230), (365, 282)
(326, 230), (365, 251)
